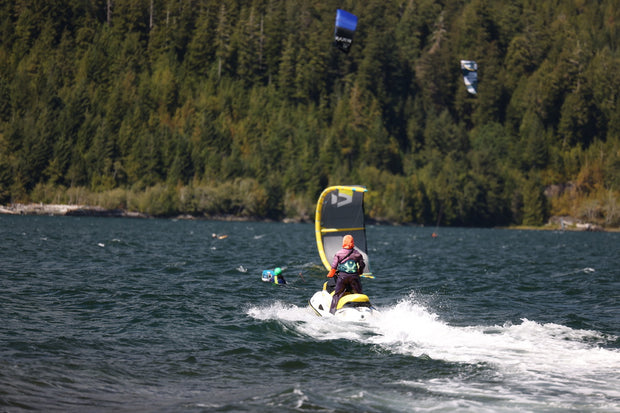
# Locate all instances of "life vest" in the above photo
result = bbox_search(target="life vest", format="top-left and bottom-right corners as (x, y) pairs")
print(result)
(337, 258), (359, 274)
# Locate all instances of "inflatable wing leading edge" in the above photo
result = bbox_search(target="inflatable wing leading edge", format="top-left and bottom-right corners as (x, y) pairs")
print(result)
(334, 9), (358, 54)
(460, 60), (478, 94)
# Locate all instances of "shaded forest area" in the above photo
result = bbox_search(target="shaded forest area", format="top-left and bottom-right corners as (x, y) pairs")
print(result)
(0, 0), (619, 227)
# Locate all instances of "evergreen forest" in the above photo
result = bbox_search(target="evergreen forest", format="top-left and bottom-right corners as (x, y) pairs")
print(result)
(1, 0), (619, 227)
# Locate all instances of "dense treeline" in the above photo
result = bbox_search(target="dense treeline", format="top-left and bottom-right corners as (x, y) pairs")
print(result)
(0, 0), (619, 227)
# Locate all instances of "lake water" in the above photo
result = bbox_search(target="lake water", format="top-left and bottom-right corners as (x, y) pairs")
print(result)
(1, 215), (619, 412)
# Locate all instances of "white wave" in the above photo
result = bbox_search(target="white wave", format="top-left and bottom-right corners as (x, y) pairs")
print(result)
(367, 298), (619, 371)
(367, 297), (620, 406)
(552, 266), (597, 277)
(248, 297), (620, 410)
(247, 302), (375, 341)
(248, 301), (322, 327)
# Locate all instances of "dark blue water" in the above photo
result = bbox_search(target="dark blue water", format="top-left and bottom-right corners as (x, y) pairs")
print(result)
(1, 216), (619, 412)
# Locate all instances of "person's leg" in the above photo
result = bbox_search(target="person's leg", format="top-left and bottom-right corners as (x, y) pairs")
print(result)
(350, 275), (362, 294)
(330, 276), (347, 314)
(326, 276), (337, 293)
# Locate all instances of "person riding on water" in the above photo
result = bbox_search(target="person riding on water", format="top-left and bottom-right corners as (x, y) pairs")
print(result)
(327, 234), (365, 314)
(273, 267), (286, 284)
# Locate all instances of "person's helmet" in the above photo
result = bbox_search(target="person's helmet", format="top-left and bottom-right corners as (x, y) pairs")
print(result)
(342, 235), (354, 249)
(337, 259), (358, 274)
(274, 267), (282, 276)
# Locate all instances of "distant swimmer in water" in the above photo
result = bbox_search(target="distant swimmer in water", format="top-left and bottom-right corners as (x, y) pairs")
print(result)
(212, 233), (228, 239)
(261, 267), (286, 284)
(431, 232), (438, 238)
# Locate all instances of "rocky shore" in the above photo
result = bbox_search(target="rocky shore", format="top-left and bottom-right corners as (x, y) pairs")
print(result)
(0, 203), (295, 222)
(0, 203), (148, 218)
(0, 203), (610, 231)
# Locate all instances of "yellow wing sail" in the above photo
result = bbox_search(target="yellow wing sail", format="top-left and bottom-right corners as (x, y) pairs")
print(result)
(315, 186), (370, 273)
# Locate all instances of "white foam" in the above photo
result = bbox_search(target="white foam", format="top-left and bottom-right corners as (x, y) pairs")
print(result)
(248, 297), (620, 409)
(365, 297), (620, 406)
(368, 300), (619, 373)
(247, 302), (378, 341)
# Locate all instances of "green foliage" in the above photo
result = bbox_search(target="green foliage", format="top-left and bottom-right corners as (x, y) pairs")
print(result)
(0, 0), (618, 227)
(521, 173), (549, 226)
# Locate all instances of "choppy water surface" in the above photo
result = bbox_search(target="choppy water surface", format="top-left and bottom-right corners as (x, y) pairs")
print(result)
(1, 216), (619, 412)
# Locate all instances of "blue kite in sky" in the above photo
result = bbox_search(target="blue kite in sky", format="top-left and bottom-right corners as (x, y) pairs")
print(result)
(334, 9), (358, 53)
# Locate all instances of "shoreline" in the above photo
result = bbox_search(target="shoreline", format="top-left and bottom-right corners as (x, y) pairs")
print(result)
(0, 203), (614, 231)
(0, 203), (149, 219)
(0, 203), (304, 223)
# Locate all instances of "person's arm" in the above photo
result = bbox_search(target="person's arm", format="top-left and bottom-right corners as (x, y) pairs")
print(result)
(329, 250), (343, 277)
(357, 254), (365, 274)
